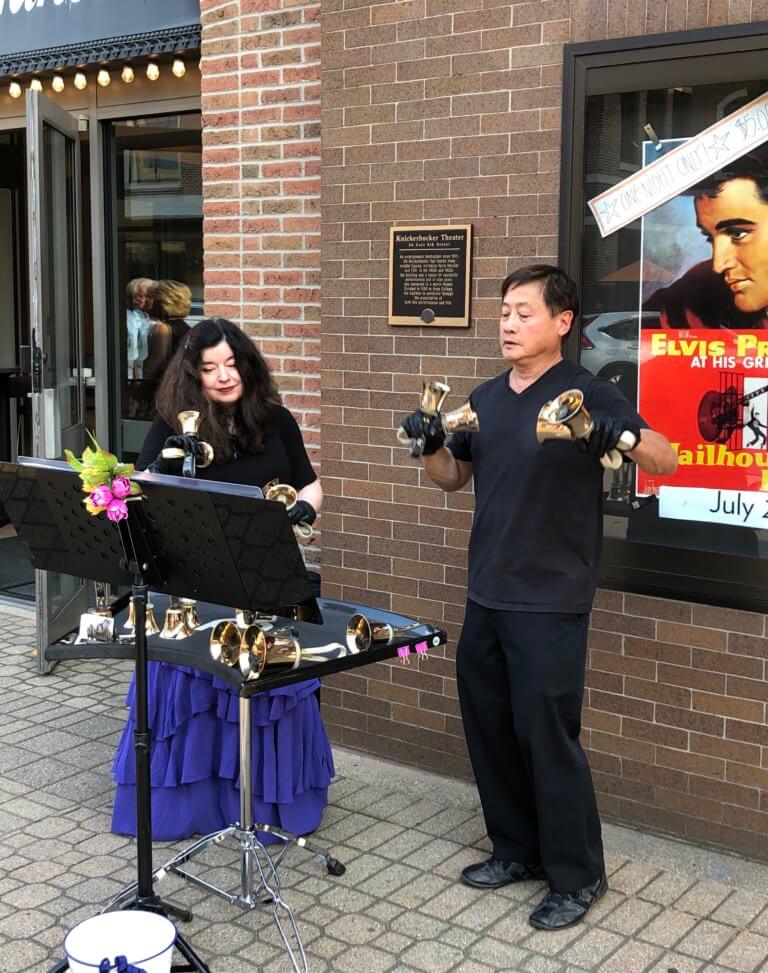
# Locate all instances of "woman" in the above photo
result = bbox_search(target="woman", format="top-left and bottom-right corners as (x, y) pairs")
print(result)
(142, 280), (192, 382)
(111, 317), (332, 841)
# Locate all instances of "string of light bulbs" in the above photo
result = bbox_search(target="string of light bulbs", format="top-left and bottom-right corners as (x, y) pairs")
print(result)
(6, 57), (188, 99)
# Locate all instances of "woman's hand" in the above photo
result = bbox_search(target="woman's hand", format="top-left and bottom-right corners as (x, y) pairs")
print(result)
(287, 499), (316, 526)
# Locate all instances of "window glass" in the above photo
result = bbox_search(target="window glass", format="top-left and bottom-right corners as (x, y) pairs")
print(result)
(111, 113), (202, 426)
(581, 80), (768, 559)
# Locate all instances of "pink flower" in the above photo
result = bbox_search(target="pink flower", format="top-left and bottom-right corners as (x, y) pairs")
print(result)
(89, 485), (113, 508)
(106, 499), (129, 522)
(111, 476), (132, 499)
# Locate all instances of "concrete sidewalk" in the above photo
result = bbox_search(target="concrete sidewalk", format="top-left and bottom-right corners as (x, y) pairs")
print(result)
(0, 603), (767, 972)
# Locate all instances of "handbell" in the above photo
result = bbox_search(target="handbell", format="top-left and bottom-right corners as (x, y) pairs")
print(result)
(160, 600), (193, 640)
(124, 597), (160, 636)
(536, 389), (636, 470)
(264, 479), (314, 541)
(420, 379), (451, 416)
(179, 598), (200, 632)
(160, 410), (214, 474)
(210, 620), (242, 666)
(441, 401), (479, 436)
(238, 625), (302, 681)
(344, 613), (423, 653)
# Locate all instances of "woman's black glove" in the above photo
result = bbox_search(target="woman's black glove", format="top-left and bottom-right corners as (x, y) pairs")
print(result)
(399, 409), (446, 457)
(287, 499), (317, 526)
(147, 434), (206, 475)
(580, 413), (641, 459)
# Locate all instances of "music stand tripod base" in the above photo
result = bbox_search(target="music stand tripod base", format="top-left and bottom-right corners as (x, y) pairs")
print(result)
(106, 695), (346, 973)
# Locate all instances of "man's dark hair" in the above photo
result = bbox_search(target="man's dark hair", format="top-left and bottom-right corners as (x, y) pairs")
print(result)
(691, 144), (768, 203)
(500, 264), (580, 323)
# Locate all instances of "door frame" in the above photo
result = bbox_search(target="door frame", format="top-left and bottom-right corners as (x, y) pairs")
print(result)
(26, 89), (89, 670)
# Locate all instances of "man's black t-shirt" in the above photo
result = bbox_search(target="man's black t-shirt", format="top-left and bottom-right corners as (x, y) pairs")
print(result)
(448, 360), (646, 613)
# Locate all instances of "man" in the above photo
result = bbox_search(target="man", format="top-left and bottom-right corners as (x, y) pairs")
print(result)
(645, 148), (768, 328)
(400, 265), (677, 930)
(126, 277), (155, 380)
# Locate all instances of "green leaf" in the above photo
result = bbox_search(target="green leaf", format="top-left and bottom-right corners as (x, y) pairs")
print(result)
(65, 449), (84, 472)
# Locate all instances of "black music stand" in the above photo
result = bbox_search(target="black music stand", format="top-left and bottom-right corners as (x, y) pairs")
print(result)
(0, 457), (318, 973)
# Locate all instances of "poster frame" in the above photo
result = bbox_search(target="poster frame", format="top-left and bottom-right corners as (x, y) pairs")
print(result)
(559, 20), (768, 612)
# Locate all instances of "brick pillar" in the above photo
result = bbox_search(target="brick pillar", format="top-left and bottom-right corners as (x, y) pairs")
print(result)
(199, 0), (321, 460)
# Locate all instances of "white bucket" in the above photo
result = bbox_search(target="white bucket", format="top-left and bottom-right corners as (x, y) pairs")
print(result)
(64, 911), (176, 973)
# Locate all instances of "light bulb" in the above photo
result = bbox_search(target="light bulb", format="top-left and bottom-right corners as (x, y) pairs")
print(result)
(172, 58), (186, 78)
(97, 69), (111, 87)
(29, 78), (43, 92)
(146, 62), (160, 82)
(121, 65), (135, 84)
(9, 82), (21, 99)
(51, 75), (64, 93)
(74, 72), (87, 90)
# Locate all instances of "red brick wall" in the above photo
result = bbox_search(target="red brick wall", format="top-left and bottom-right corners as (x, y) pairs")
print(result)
(200, 0), (321, 461)
(319, 0), (768, 861)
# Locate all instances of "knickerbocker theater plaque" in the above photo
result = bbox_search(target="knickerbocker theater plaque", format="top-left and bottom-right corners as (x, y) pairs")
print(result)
(388, 224), (472, 327)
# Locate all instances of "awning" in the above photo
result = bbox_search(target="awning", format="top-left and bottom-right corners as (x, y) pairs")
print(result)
(0, 0), (200, 78)
(0, 25), (201, 78)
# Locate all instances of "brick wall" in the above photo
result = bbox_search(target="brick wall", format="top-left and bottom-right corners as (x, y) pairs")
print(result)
(319, 0), (768, 861)
(200, 0), (322, 462)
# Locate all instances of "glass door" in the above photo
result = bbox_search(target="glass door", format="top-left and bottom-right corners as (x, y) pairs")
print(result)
(26, 90), (89, 670)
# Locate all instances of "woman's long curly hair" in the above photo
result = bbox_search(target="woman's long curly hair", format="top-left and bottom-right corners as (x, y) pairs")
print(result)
(154, 318), (281, 463)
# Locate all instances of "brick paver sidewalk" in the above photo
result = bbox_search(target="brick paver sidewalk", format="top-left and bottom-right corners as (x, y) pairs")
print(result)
(0, 605), (767, 972)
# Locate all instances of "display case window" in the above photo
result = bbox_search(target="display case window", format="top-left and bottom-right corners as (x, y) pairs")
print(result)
(560, 23), (768, 609)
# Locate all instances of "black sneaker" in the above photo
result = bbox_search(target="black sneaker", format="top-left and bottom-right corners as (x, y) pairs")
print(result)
(460, 857), (545, 889)
(529, 872), (608, 929)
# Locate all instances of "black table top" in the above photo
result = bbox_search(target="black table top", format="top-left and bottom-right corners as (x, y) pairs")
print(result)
(47, 595), (447, 697)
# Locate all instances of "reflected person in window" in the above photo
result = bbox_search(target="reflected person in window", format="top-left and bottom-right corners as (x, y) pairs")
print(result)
(143, 279), (192, 380)
(126, 277), (155, 380)
(644, 147), (768, 329)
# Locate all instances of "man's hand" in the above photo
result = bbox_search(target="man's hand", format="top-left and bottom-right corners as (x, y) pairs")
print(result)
(581, 413), (641, 465)
(287, 499), (317, 526)
(399, 409), (446, 457)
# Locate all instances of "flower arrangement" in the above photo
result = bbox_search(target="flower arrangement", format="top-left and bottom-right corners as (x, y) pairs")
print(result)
(65, 434), (142, 523)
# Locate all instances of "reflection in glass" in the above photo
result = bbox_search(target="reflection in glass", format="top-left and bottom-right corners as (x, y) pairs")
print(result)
(111, 113), (202, 424)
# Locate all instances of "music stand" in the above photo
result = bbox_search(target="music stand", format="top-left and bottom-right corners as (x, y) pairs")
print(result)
(0, 457), (319, 973)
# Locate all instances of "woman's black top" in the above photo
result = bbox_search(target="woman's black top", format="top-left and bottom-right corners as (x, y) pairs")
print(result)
(136, 405), (317, 491)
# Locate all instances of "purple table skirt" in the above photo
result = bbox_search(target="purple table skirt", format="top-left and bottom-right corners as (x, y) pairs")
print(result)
(111, 661), (334, 841)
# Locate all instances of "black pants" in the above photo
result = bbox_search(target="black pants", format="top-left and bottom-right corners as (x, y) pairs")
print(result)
(456, 600), (604, 893)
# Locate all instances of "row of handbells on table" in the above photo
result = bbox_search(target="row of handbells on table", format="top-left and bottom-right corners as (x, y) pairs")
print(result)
(122, 596), (423, 682)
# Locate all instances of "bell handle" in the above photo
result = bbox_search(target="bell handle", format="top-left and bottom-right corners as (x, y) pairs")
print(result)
(600, 448), (623, 471)
(294, 522), (315, 542)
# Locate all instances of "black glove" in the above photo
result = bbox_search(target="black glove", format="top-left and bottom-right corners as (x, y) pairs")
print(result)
(581, 413), (641, 458)
(287, 499), (317, 526)
(147, 435), (207, 475)
(399, 409), (446, 457)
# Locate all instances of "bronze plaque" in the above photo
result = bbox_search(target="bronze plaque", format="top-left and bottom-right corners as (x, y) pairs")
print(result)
(388, 224), (472, 327)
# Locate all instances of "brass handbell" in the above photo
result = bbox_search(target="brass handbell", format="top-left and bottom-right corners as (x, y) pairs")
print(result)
(420, 379), (451, 416)
(264, 479), (314, 541)
(344, 613), (423, 653)
(160, 598), (193, 639)
(209, 620), (242, 666)
(160, 410), (214, 475)
(238, 625), (302, 681)
(441, 401), (479, 436)
(180, 598), (200, 632)
(536, 389), (637, 471)
(94, 582), (112, 617)
(124, 597), (160, 636)
(397, 379), (479, 454)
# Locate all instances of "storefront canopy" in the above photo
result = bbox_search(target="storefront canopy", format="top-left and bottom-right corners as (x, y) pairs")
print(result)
(0, 0), (200, 77)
